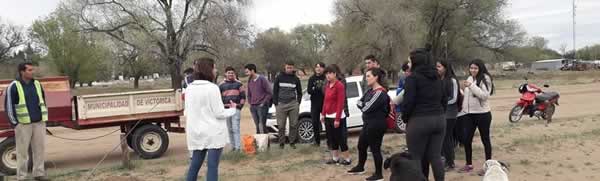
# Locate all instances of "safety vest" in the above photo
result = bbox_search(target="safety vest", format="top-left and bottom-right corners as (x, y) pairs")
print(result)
(14, 80), (48, 123)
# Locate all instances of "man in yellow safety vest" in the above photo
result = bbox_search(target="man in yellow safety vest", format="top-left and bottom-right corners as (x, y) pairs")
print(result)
(3, 63), (50, 181)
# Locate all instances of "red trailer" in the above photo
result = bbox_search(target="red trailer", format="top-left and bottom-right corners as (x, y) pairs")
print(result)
(0, 77), (185, 175)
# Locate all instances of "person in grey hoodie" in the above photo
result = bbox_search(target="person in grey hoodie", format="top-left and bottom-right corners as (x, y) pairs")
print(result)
(273, 62), (302, 149)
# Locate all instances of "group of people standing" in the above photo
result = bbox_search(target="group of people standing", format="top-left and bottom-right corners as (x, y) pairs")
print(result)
(400, 48), (495, 181)
(182, 47), (495, 180)
(183, 59), (308, 181)
(305, 56), (391, 181)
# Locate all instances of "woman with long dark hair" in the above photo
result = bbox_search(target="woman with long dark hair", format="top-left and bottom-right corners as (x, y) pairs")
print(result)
(458, 59), (495, 175)
(402, 48), (447, 181)
(436, 60), (460, 170)
(185, 58), (238, 181)
(347, 68), (390, 181)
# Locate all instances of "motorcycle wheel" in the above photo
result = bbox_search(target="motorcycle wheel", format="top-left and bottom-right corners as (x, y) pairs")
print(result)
(543, 104), (556, 123)
(509, 105), (524, 123)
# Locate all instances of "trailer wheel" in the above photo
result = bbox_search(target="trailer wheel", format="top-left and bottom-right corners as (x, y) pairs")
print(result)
(132, 124), (169, 159)
(0, 137), (17, 175)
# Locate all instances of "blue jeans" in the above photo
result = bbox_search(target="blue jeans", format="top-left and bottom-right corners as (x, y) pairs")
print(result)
(187, 149), (223, 181)
(226, 110), (242, 150)
(250, 104), (269, 134)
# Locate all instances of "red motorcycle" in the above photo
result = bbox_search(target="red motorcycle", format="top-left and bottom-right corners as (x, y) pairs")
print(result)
(509, 78), (560, 124)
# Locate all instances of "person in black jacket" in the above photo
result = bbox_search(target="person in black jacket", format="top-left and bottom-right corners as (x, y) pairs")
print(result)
(273, 62), (303, 149)
(347, 68), (390, 181)
(437, 60), (460, 171)
(307, 62), (326, 146)
(402, 48), (448, 181)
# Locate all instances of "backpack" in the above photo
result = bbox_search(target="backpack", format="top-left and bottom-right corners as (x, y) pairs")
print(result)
(242, 135), (256, 155)
(375, 87), (397, 129)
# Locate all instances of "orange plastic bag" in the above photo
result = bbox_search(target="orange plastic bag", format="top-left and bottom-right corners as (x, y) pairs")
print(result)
(242, 135), (256, 155)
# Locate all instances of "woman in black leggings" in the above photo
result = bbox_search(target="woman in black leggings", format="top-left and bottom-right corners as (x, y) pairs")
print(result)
(437, 60), (460, 170)
(457, 59), (495, 175)
(347, 68), (390, 181)
(402, 48), (447, 181)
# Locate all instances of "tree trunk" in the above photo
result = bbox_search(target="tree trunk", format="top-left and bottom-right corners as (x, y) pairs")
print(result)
(133, 76), (141, 89)
(79, 82), (84, 87)
(69, 79), (76, 89)
(169, 61), (183, 89)
(87, 82), (93, 87)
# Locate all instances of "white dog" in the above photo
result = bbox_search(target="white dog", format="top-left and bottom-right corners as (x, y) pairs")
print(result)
(482, 160), (509, 181)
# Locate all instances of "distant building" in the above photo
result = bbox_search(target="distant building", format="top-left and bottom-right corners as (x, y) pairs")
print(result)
(530, 59), (567, 71)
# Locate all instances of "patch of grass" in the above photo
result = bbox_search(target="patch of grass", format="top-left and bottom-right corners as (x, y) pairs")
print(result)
(519, 159), (531, 166)
(221, 151), (250, 163)
(256, 149), (286, 161)
(49, 168), (90, 179)
(297, 145), (319, 155)
(150, 167), (168, 175)
(257, 165), (275, 175)
(281, 159), (322, 172)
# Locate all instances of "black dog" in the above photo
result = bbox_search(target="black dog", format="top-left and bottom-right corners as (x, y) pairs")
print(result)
(384, 151), (427, 181)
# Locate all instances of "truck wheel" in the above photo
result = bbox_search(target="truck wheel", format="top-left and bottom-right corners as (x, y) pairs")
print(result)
(0, 137), (17, 175)
(132, 124), (169, 159)
(297, 117), (314, 143)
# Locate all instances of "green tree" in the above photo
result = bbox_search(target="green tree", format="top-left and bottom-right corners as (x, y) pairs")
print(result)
(290, 24), (332, 73)
(253, 28), (298, 80)
(575, 45), (600, 60)
(419, 0), (526, 63)
(31, 8), (105, 88)
(528, 36), (549, 50)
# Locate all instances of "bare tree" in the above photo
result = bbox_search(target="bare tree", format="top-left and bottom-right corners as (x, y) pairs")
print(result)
(330, 0), (422, 80)
(75, 0), (245, 89)
(559, 43), (568, 58)
(0, 21), (25, 62)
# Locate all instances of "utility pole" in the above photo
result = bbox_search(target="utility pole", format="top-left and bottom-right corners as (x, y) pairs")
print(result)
(573, 0), (576, 60)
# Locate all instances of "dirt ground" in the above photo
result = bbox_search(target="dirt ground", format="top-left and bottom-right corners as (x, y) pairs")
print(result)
(16, 81), (600, 180)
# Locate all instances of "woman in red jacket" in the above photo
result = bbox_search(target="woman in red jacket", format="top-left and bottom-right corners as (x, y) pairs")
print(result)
(321, 65), (351, 165)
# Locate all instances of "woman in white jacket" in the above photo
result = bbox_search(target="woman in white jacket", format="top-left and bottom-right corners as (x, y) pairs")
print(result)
(186, 57), (237, 181)
(458, 59), (495, 175)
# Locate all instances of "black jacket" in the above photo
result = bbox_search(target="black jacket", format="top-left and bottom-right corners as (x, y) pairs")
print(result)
(307, 74), (326, 106)
(358, 88), (390, 129)
(273, 72), (302, 105)
(401, 67), (447, 121)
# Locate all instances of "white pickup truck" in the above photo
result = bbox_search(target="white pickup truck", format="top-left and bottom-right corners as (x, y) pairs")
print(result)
(266, 76), (402, 143)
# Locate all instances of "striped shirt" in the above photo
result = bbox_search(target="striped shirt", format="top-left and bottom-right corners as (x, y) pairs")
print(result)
(219, 80), (246, 109)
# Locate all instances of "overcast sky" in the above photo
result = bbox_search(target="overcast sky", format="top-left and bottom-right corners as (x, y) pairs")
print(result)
(1, 0), (598, 51)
